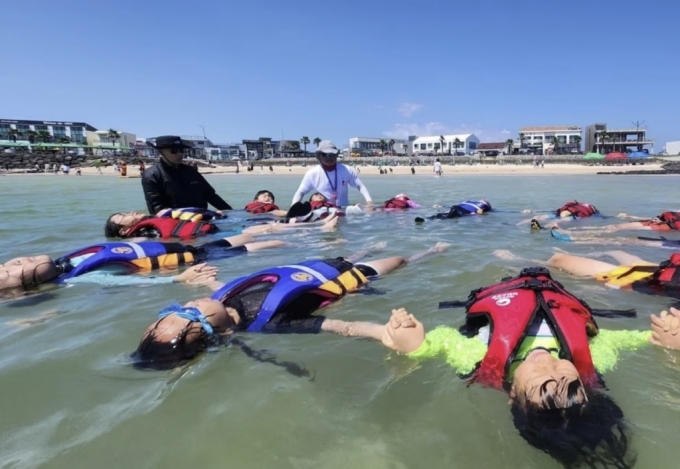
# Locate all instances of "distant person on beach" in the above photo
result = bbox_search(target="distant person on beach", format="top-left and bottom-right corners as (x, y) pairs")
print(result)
(76, 167), (81, 176)
(292, 140), (372, 208)
(411, 165), (416, 175)
(60, 164), (70, 175)
(52, 163), (58, 174)
(139, 160), (145, 175)
(433, 158), (442, 176)
(142, 136), (233, 214)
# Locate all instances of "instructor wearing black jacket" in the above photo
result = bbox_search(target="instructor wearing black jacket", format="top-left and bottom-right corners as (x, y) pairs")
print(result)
(142, 136), (232, 214)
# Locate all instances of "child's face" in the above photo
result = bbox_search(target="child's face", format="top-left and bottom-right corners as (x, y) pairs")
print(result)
(257, 192), (274, 204)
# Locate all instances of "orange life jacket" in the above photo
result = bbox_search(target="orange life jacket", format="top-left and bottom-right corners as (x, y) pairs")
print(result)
(658, 212), (680, 230)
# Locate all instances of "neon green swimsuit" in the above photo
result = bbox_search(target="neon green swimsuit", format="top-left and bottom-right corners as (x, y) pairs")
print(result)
(407, 322), (651, 380)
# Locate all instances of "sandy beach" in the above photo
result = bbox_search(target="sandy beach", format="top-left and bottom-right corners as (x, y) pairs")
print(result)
(3, 161), (666, 177)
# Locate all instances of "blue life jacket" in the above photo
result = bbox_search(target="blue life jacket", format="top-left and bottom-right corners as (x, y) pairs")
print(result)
(458, 199), (491, 214)
(211, 260), (345, 332)
(56, 242), (189, 282)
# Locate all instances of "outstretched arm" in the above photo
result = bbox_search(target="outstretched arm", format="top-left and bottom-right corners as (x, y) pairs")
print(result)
(357, 242), (450, 277)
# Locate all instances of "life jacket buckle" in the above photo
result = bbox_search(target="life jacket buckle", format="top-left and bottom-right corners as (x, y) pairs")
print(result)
(519, 266), (551, 279)
(525, 278), (545, 290)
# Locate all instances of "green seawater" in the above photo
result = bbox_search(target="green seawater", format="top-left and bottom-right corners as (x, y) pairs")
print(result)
(1, 173), (680, 469)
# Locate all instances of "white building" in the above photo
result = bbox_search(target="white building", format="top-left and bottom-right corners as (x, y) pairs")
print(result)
(87, 130), (136, 149)
(666, 141), (680, 155)
(0, 118), (97, 144)
(519, 126), (582, 154)
(411, 134), (479, 155)
(348, 137), (409, 155)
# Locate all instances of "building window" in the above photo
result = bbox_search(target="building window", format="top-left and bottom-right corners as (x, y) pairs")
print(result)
(53, 126), (66, 138)
(35, 125), (48, 132)
(69, 126), (84, 143)
(469, 142), (477, 150)
(16, 124), (30, 136)
(0, 124), (10, 138)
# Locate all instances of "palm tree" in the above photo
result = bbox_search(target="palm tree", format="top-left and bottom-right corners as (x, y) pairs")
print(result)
(26, 130), (38, 144)
(551, 136), (560, 154)
(433, 143), (440, 154)
(300, 136), (310, 155)
(289, 141), (300, 151)
(107, 129), (121, 147)
(37, 130), (51, 143)
(379, 139), (387, 154)
(313, 137), (321, 148)
(58, 136), (70, 154)
(572, 135), (582, 153)
(505, 138), (514, 155)
(388, 139), (395, 154)
(518, 133), (525, 150)
(453, 138), (463, 155)
(598, 132), (608, 153)
(7, 128), (19, 142)
(439, 135), (446, 155)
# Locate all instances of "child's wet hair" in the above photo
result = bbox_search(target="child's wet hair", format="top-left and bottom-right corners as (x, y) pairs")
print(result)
(132, 317), (212, 369)
(511, 384), (635, 468)
(254, 190), (275, 202)
(104, 213), (123, 238)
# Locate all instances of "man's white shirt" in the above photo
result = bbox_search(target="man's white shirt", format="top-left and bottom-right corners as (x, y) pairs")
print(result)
(291, 164), (372, 207)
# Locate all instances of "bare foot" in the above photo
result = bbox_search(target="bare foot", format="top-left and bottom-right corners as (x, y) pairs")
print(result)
(493, 249), (521, 260)
(430, 242), (451, 253)
(320, 216), (338, 231)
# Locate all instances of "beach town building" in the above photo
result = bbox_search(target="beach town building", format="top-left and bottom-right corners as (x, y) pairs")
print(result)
(0, 118), (96, 145)
(348, 137), (409, 156)
(475, 142), (510, 156)
(88, 130), (136, 152)
(411, 134), (479, 155)
(518, 126), (582, 154)
(584, 123), (654, 154)
(666, 141), (680, 155)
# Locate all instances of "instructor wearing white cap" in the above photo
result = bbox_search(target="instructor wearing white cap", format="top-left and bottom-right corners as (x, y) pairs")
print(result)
(291, 140), (373, 207)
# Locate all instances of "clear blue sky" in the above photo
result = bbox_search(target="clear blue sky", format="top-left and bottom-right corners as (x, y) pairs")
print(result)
(2, 0), (678, 150)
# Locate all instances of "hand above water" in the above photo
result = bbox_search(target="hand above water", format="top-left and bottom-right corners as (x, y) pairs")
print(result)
(650, 307), (680, 350)
(174, 263), (219, 285)
(381, 308), (425, 354)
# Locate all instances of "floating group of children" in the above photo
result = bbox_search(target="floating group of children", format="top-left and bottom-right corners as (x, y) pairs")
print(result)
(2, 191), (680, 468)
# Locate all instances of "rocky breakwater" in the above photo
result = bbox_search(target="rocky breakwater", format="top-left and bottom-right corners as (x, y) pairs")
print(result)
(597, 160), (680, 175)
(0, 152), (90, 170)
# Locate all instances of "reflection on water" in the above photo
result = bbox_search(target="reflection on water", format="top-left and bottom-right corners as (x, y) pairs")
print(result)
(1, 173), (680, 468)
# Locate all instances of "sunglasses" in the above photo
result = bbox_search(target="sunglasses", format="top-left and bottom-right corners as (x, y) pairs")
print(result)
(316, 152), (338, 159)
(169, 146), (187, 155)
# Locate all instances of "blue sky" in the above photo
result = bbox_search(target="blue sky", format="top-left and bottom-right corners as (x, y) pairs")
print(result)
(2, 0), (678, 150)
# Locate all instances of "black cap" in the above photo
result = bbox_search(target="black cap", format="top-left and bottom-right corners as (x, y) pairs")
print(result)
(153, 136), (195, 149)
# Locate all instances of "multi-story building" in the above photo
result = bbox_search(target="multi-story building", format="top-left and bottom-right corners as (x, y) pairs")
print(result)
(666, 141), (680, 155)
(88, 130), (137, 150)
(584, 123), (654, 154)
(411, 134), (479, 155)
(206, 143), (245, 161)
(518, 126), (582, 154)
(0, 118), (97, 144)
(348, 137), (409, 156)
(242, 138), (275, 159)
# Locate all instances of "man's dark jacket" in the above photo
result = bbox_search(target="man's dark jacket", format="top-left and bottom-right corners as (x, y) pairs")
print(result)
(141, 159), (232, 214)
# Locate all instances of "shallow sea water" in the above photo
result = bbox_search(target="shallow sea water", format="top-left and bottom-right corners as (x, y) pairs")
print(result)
(1, 172), (680, 469)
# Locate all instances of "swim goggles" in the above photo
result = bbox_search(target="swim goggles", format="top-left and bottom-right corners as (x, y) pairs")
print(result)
(157, 304), (214, 335)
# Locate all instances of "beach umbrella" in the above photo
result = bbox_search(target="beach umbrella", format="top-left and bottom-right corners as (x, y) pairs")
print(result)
(605, 152), (628, 160)
(583, 152), (604, 159)
(627, 151), (650, 158)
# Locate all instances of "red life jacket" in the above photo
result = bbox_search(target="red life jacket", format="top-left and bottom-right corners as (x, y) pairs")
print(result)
(658, 212), (680, 230)
(555, 201), (598, 218)
(383, 197), (410, 209)
(310, 200), (338, 210)
(460, 267), (600, 390)
(649, 253), (680, 288)
(245, 201), (280, 214)
(126, 218), (217, 239)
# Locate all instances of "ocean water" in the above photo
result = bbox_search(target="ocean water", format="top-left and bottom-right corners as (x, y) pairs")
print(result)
(1, 172), (680, 469)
